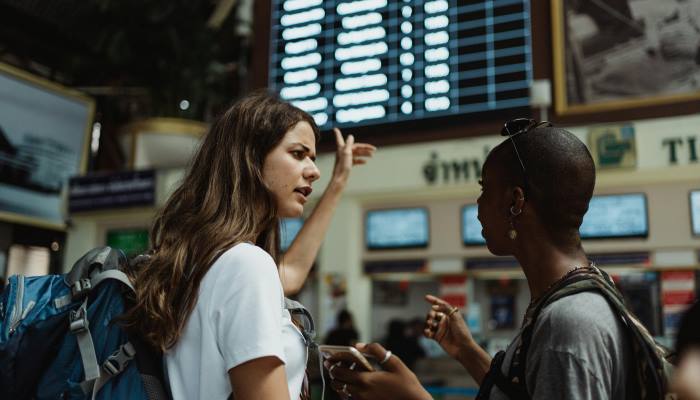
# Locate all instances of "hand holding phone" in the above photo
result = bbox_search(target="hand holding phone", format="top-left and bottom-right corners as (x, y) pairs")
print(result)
(318, 345), (375, 372)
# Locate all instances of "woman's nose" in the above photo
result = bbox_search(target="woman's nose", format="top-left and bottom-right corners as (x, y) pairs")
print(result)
(305, 161), (320, 182)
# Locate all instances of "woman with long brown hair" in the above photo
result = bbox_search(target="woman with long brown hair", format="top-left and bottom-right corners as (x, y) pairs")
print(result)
(122, 92), (375, 399)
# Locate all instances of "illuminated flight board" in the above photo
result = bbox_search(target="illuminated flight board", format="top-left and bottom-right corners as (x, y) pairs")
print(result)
(269, 0), (533, 130)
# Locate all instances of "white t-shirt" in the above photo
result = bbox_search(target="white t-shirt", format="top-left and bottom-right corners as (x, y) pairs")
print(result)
(165, 243), (308, 399)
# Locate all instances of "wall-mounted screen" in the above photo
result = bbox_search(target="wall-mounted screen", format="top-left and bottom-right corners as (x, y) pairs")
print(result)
(580, 193), (648, 239)
(691, 190), (700, 237)
(280, 217), (304, 251)
(365, 207), (429, 249)
(462, 204), (485, 245)
(269, 0), (533, 130)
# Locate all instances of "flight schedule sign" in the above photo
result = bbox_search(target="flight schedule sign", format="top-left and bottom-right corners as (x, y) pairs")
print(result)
(269, 0), (533, 130)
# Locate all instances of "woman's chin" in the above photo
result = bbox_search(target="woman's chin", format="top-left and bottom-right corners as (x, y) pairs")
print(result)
(485, 241), (508, 257)
(279, 204), (304, 219)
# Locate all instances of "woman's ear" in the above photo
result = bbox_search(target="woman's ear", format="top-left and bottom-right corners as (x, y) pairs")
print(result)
(511, 186), (525, 211)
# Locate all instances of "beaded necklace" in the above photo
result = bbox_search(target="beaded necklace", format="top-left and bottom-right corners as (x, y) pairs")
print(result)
(522, 262), (595, 325)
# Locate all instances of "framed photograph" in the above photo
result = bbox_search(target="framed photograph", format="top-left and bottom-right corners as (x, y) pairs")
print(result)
(552, 0), (700, 114)
(0, 63), (94, 230)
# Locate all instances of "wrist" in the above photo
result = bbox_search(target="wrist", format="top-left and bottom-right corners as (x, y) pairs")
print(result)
(327, 176), (348, 192)
(455, 339), (480, 365)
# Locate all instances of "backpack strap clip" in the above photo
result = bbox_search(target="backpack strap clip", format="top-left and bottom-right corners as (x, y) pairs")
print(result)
(71, 278), (92, 300)
(102, 342), (136, 376)
(69, 306), (89, 334)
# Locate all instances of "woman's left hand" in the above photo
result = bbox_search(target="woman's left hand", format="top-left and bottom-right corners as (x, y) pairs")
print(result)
(326, 343), (432, 400)
(331, 128), (376, 187)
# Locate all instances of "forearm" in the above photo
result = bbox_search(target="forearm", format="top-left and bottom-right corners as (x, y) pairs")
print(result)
(280, 179), (345, 295)
(455, 341), (492, 385)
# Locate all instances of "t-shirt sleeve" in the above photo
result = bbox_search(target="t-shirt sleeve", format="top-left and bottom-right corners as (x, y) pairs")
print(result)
(209, 245), (286, 371)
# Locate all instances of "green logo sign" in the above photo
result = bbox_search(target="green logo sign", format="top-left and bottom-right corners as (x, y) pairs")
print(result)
(589, 125), (636, 169)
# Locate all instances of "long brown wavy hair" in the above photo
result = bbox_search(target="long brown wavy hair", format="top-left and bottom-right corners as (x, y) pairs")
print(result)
(122, 92), (319, 351)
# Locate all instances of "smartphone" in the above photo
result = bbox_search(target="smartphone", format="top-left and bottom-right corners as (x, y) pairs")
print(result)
(318, 345), (375, 372)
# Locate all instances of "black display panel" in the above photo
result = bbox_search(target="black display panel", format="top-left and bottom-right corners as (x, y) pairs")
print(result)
(269, 0), (533, 130)
(280, 217), (304, 251)
(365, 207), (429, 249)
(580, 194), (648, 239)
(462, 204), (485, 245)
(691, 190), (700, 237)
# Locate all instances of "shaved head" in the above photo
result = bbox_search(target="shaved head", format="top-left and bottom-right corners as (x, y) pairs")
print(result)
(488, 126), (596, 246)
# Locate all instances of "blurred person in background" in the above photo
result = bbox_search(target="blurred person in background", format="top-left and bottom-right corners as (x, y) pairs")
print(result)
(326, 309), (360, 346)
(383, 319), (424, 371)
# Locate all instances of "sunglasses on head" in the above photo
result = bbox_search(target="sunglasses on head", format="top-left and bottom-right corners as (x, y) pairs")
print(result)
(500, 118), (552, 193)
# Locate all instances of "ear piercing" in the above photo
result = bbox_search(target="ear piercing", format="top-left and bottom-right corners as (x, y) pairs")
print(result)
(509, 206), (522, 240)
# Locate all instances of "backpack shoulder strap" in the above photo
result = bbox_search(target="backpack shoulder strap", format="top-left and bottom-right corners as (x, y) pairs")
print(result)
(476, 350), (530, 400)
(513, 267), (671, 400)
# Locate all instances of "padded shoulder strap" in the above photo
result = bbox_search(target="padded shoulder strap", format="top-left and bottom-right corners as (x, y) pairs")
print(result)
(515, 268), (671, 400)
(90, 269), (135, 293)
(65, 247), (128, 288)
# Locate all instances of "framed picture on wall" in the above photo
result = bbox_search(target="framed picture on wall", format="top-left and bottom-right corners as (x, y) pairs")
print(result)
(0, 63), (94, 229)
(551, 0), (700, 115)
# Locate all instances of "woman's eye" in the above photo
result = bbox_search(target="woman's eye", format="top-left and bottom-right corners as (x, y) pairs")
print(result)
(292, 150), (305, 159)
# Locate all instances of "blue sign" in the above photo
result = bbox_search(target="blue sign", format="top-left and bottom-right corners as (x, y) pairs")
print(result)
(68, 170), (155, 212)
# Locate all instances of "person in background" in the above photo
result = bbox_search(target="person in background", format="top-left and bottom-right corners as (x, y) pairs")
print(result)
(384, 319), (423, 371)
(673, 300), (700, 400)
(325, 121), (661, 400)
(383, 318), (425, 371)
(326, 309), (359, 346)
(122, 92), (375, 400)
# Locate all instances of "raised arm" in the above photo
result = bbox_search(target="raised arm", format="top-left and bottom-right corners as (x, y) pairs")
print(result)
(280, 128), (375, 295)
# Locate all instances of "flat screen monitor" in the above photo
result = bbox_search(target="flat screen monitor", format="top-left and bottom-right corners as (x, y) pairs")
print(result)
(280, 218), (304, 251)
(269, 0), (533, 130)
(462, 204), (485, 245)
(365, 207), (429, 249)
(691, 190), (700, 236)
(579, 193), (648, 239)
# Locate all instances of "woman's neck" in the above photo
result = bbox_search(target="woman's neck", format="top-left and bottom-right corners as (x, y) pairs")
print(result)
(514, 239), (589, 301)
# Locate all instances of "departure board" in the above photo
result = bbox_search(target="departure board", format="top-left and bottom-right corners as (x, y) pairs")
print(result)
(269, 0), (533, 130)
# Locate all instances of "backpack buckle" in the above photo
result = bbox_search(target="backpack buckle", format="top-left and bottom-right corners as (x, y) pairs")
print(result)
(69, 307), (88, 334)
(102, 343), (136, 376)
(71, 278), (92, 299)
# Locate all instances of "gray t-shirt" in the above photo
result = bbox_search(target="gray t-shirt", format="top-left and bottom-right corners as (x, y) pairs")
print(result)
(488, 292), (633, 400)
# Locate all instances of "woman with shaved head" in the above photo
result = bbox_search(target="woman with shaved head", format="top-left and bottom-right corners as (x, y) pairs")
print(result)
(326, 120), (670, 400)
